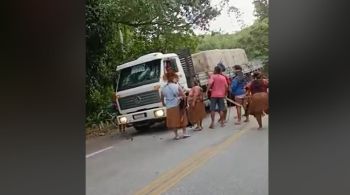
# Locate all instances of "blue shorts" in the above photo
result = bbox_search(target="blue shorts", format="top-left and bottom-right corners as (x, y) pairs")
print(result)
(210, 97), (225, 111)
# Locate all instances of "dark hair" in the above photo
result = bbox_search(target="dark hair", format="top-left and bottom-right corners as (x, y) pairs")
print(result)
(214, 66), (222, 74)
(193, 80), (199, 86)
(253, 71), (262, 79)
(217, 63), (226, 72)
(233, 65), (242, 71)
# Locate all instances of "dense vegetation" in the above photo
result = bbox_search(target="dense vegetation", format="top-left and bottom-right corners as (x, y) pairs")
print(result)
(86, 0), (268, 127)
(197, 18), (268, 60)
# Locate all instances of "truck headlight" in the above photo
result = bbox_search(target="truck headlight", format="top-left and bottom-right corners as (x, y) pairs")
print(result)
(118, 116), (128, 124)
(154, 109), (165, 117)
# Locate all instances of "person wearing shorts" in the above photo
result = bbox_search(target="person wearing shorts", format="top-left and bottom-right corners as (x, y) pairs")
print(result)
(208, 66), (228, 129)
(231, 65), (248, 125)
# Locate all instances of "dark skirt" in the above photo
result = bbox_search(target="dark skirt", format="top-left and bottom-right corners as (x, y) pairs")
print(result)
(248, 92), (269, 116)
(166, 106), (188, 129)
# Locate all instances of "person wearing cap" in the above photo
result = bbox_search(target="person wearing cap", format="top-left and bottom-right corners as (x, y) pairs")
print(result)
(161, 72), (190, 139)
(245, 72), (269, 129)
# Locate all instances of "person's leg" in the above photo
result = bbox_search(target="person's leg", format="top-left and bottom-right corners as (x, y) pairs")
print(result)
(256, 114), (263, 129)
(244, 98), (250, 122)
(199, 119), (203, 129)
(218, 98), (225, 127)
(223, 109), (227, 122)
(235, 98), (243, 124)
(182, 127), (190, 138)
(173, 129), (180, 139)
(210, 111), (215, 128)
(209, 98), (217, 129)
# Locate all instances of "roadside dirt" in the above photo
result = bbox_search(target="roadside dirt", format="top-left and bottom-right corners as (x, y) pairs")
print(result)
(86, 126), (120, 140)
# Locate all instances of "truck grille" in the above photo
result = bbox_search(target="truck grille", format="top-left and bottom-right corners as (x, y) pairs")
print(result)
(118, 90), (161, 110)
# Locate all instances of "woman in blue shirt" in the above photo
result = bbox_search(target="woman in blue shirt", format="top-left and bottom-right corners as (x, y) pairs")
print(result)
(161, 72), (190, 140)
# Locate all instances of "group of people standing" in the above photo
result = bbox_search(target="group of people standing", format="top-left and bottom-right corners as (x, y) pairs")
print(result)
(161, 63), (269, 140)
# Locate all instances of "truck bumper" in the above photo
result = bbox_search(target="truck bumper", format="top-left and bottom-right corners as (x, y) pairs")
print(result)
(117, 107), (167, 125)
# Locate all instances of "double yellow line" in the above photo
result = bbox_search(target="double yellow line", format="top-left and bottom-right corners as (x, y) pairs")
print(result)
(134, 124), (250, 195)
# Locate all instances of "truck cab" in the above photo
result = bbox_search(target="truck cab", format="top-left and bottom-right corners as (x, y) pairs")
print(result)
(115, 52), (189, 131)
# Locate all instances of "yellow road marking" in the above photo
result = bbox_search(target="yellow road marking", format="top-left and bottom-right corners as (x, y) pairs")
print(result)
(134, 124), (250, 195)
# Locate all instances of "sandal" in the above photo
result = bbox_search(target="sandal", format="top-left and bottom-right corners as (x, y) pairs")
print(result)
(182, 134), (191, 139)
(193, 127), (201, 131)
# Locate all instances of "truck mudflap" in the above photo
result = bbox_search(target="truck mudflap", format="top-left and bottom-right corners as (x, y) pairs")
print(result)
(117, 107), (167, 125)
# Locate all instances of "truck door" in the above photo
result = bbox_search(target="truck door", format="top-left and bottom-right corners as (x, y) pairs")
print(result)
(163, 58), (188, 91)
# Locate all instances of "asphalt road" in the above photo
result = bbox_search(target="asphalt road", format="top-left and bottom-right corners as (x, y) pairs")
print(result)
(86, 107), (268, 195)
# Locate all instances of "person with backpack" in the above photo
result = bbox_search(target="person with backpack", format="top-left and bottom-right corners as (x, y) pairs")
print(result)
(231, 65), (249, 125)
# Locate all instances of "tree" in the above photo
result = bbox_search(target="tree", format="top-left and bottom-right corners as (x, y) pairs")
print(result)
(196, 18), (268, 63)
(253, 0), (269, 20)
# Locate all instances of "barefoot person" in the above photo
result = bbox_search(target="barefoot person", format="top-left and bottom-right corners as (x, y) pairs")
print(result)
(188, 80), (206, 131)
(231, 65), (249, 125)
(246, 72), (269, 129)
(161, 72), (190, 139)
(208, 66), (228, 129)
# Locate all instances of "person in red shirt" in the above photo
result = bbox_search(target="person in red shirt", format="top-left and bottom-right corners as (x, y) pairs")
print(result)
(216, 63), (230, 122)
(207, 66), (228, 129)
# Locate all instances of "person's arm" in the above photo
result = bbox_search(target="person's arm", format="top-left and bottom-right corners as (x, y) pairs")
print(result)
(245, 82), (252, 96)
(178, 85), (185, 98)
(231, 79), (237, 95)
(160, 89), (166, 106)
(191, 87), (200, 107)
(207, 76), (214, 90)
(263, 79), (269, 88)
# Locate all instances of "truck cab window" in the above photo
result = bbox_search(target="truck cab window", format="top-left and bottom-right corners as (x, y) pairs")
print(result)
(117, 59), (161, 91)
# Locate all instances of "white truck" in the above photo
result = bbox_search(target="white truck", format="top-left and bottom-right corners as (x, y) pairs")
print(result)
(115, 49), (263, 131)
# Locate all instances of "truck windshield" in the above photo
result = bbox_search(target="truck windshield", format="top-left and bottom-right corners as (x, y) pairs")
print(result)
(117, 59), (161, 91)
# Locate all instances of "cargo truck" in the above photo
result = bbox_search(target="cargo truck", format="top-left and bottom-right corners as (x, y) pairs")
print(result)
(115, 48), (263, 131)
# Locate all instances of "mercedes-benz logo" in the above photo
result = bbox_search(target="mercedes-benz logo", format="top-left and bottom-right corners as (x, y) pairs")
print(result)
(134, 96), (142, 104)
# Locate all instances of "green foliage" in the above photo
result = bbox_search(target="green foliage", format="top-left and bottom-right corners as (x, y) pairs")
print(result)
(197, 18), (268, 63)
(253, 0), (269, 21)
